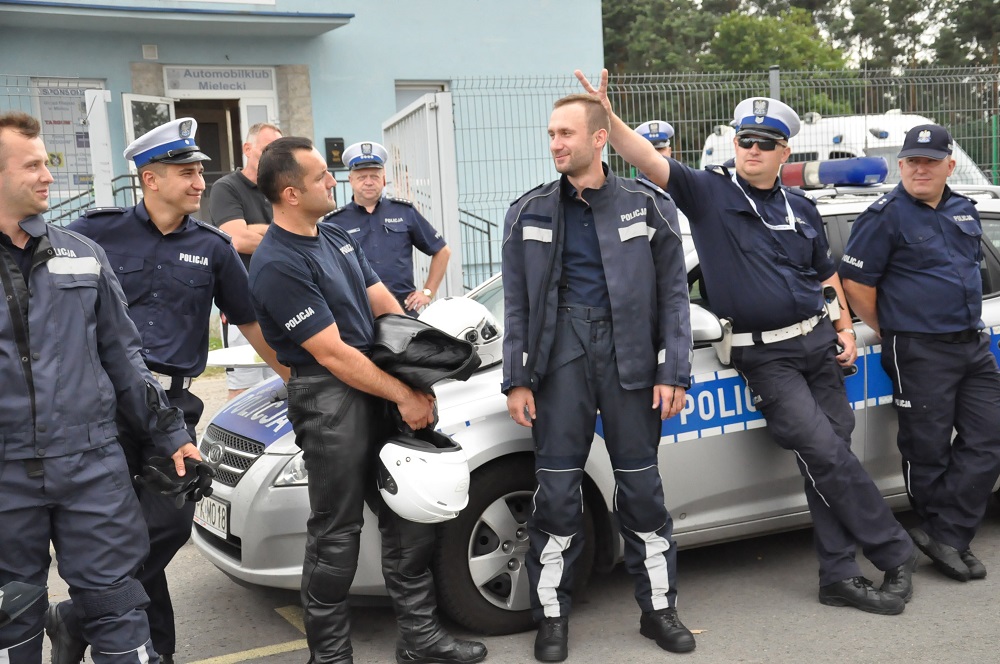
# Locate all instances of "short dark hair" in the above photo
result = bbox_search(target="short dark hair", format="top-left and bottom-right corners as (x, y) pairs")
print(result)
(0, 111), (42, 170)
(258, 136), (314, 203)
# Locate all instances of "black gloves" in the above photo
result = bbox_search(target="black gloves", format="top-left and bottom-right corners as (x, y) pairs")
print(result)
(135, 457), (215, 508)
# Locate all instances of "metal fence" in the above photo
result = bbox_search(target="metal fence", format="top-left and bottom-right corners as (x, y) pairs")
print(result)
(452, 66), (1000, 286)
(6, 68), (1000, 288)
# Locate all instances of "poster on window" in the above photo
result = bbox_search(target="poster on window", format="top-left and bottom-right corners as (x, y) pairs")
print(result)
(33, 79), (104, 198)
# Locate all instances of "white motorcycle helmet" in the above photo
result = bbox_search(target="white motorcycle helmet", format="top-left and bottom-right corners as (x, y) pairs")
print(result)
(419, 297), (502, 367)
(377, 429), (471, 523)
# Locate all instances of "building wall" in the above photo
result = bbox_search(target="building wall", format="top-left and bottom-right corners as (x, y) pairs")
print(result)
(1, 0), (603, 175)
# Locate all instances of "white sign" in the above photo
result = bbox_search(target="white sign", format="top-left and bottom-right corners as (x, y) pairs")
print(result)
(165, 66), (274, 92)
(33, 79), (104, 195)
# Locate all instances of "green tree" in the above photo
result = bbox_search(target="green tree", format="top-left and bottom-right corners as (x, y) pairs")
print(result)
(604, 0), (725, 73)
(933, 0), (1000, 66)
(700, 8), (847, 71)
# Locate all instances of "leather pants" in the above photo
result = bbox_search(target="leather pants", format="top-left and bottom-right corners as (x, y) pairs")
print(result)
(286, 373), (445, 664)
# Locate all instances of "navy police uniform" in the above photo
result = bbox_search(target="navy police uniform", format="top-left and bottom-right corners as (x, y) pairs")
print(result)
(840, 182), (1000, 553)
(323, 141), (447, 313)
(54, 117), (256, 660)
(502, 165), (692, 620)
(0, 215), (189, 664)
(665, 100), (913, 587)
(63, 201), (255, 657)
(249, 223), (448, 662)
(323, 197), (445, 307)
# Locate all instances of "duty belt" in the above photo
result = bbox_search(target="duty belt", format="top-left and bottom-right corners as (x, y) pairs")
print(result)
(151, 373), (193, 393)
(731, 313), (826, 347)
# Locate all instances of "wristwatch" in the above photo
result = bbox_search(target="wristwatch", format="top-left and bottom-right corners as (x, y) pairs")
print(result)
(838, 328), (856, 339)
(421, 288), (433, 298)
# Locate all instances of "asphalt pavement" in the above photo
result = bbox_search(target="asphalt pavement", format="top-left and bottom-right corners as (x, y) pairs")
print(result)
(40, 377), (1000, 663)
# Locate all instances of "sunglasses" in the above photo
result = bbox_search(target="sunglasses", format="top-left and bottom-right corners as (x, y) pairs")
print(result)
(736, 136), (787, 151)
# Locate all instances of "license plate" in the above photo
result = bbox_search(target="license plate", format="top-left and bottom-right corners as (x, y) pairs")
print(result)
(193, 495), (229, 540)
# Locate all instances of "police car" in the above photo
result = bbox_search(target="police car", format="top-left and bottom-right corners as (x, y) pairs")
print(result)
(192, 162), (1000, 635)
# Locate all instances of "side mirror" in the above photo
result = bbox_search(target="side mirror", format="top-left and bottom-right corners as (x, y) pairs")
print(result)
(690, 303), (723, 344)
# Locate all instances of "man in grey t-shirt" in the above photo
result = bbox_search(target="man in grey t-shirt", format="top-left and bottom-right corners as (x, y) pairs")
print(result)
(209, 122), (282, 397)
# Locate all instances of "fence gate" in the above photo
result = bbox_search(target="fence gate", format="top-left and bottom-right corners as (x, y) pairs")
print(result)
(382, 92), (463, 296)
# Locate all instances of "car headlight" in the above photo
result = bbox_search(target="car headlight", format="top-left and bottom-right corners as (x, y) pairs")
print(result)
(274, 451), (309, 486)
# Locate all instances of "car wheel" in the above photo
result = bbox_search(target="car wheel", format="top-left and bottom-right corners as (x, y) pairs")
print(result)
(434, 455), (594, 635)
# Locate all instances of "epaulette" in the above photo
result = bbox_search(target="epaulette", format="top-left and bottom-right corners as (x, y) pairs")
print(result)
(193, 219), (233, 242)
(387, 196), (414, 208)
(705, 163), (732, 177)
(83, 207), (125, 217)
(509, 181), (551, 207)
(635, 177), (669, 197)
(950, 189), (976, 204)
(322, 205), (348, 221)
(866, 191), (899, 214)
(782, 186), (818, 207)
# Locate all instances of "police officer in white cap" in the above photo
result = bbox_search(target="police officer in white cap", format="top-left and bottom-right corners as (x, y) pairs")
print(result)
(634, 120), (674, 157)
(324, 141), (451, 316)
(577, 69), (918, 616)
(47, 117), (287, 664)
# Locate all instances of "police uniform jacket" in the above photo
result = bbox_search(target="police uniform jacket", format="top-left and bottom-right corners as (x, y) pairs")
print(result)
(0, 215), (190, 461)
(68, 202), (257, 377)
(839, 183), (984, 333)
(501, 167), (691, 393)
(667, 161), (836, 332)
(323, 197), (446, 298)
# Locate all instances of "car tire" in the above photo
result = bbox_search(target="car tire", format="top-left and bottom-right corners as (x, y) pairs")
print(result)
(434, 455), (595, 635)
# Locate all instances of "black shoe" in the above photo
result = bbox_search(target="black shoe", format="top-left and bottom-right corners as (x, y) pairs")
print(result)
(160, 656), (174, 664)
(45, 603), (87, 664)
(533, 617), (568, 662)
(818, 576), (905, 615)
(880, 549), (919, 602)
(909, 527), (971, 582)
(395, 635), (487, 664)
(639, 608), (696, 653)
(960, 549), (987, 580)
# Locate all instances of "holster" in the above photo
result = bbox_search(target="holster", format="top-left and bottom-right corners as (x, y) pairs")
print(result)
(713, 318), (734, 366)
(823, 286), (843, 322)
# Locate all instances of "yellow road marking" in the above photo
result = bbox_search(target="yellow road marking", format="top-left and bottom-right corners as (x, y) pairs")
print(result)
(274, 605), (306, 635)
(186, 606), (308, 664)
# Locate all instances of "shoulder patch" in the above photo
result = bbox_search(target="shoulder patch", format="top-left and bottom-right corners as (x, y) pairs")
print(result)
(387, 197), (414, 208)
(509, 181), (553, 207)
(83, 207), (125, 217)
(193, 219), (233, 242)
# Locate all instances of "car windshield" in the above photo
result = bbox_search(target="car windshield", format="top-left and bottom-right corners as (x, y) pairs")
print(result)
(469, 276), (504, 323)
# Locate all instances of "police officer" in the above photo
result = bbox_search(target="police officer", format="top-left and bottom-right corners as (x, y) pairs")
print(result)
(249, 136), (486, 664)
(635, 120), (674, 158)
(504, 94), (694, 661)
(840, 124), (1000, 582)
(0, 112), (197, 664)
(576, 70), (917, 615)
(48, 118), (287, 664)
(324, 141), (451, 315)
(209, 122), (283, 399)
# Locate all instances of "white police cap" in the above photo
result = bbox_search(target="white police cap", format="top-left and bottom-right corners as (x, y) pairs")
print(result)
(342, 141), (388, 170)
(634, 120), (674, 148)
(124, 117), (210, 168)
(732, 97), (800, 140)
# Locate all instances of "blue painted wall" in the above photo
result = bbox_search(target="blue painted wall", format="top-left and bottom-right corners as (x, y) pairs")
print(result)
(1, 1), (603, 177)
